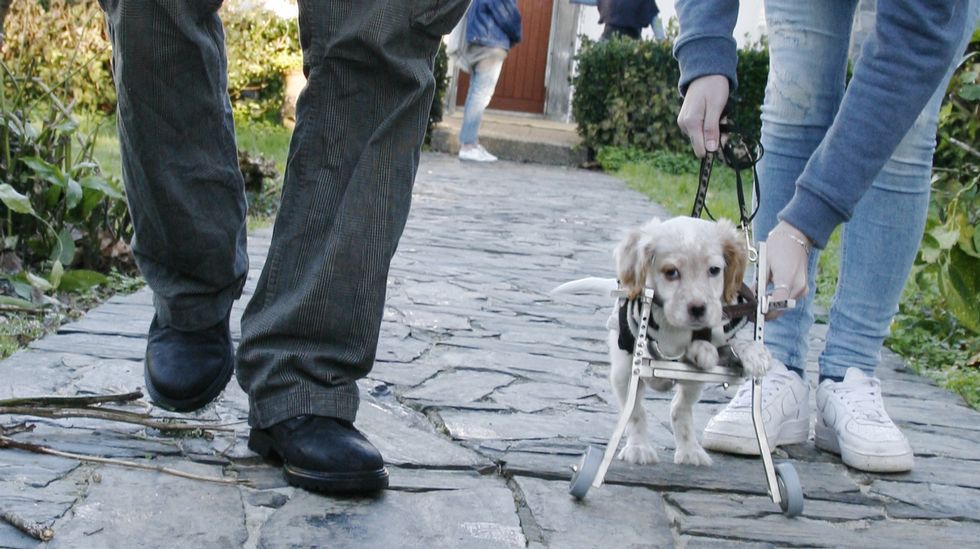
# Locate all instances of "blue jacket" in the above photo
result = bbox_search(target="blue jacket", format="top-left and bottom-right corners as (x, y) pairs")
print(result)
(673, 0), (974, 248)
(598, 0), (659, 29)
(465, 0), (522, 50)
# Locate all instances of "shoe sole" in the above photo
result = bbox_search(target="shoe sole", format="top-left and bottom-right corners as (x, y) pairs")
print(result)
(248, 428), (389, 495)
(144, 350), (234, 413)
(702, 417), (810, 455)
(815, 422), (913, 473)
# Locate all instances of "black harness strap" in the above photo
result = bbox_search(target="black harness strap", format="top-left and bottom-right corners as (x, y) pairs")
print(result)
(616, 287), (754, 354)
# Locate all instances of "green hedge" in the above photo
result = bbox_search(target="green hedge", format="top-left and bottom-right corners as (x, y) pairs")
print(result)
(572, 36), (768, 155)
(2, 0), (116, 113)
(222, 9), (302, 124)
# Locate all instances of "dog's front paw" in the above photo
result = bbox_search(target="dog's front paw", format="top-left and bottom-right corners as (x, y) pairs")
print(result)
(674, 443), (713, 466)
(733, 340), (771, 378)
(686, 340), (719, 369)
(618, 443), (659, 465)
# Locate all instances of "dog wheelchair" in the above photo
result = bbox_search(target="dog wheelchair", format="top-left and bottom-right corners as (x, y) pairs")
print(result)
(568, 131), (805, 516)
(567, 241), (805, 516)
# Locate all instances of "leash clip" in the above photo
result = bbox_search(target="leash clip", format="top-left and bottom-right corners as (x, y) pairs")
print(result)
(741, 220), (758, 263)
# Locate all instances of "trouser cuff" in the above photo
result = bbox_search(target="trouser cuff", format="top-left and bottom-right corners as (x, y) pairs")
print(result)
(248, 383), (361, 429)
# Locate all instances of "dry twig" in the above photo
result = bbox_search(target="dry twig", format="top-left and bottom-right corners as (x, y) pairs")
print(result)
(0, 435), (247, 487)
(949, 136), (980, 160)
(0, 405), (234, 433)
(0, 390), (143, 407)
(0, 390), (236, 433)
(0, 508), (54, 542)
(0, 422), (35, 436)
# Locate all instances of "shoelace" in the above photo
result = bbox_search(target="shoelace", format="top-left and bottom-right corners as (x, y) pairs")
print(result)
(833, 378), (890, 424)
(730, 371), (792, 408)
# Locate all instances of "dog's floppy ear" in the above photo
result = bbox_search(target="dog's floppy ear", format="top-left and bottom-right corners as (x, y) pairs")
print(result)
(719, 219), (747, 304)
(615, 219), (659, 299)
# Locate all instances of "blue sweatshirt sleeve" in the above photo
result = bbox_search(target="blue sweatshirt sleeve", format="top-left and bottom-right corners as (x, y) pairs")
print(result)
(781, 0), (970, 247)
(672, 0), (739, 95)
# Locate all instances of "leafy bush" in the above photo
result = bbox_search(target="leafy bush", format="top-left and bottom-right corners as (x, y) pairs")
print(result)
(890, 29), (979, 407)
(572, 37), (684, 154)
(427, 41), (450, 145)
(0, 62), (132, 304)
(222, 9), (302, 124)
(2, 0), (115, 113)
(907, 34), (980, 336)
(571, 36), (768, 155)
(934, 27), (980, 171)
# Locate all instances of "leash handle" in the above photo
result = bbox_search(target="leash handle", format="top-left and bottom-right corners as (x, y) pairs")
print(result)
(689, 123), (764, 232)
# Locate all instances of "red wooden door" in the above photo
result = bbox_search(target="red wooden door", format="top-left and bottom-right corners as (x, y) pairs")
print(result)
(456, 0), (554, 114)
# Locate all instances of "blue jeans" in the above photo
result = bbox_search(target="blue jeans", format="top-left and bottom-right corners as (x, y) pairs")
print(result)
(459, 55), (505, 145)
(754, 0), (979, 380)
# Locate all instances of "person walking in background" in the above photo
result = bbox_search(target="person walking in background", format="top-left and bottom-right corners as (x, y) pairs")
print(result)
(674, 0), (978, 473)
(455, 0), (522, 163)
(598, 0), (660, 41)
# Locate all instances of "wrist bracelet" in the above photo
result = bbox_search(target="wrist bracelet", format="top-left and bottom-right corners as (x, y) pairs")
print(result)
(770, 231), (812, 254)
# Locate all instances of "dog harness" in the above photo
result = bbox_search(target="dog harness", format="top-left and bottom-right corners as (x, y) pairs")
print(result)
(616, 284), (754, 361)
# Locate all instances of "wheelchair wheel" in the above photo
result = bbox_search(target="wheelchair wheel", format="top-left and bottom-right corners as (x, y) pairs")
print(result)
(774, 462), (804, 517)
(569, 445), (602, 500)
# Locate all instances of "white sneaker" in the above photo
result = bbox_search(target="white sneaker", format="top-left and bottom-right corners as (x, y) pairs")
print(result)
(702, 360), (810, 455)
(458, 144), (498, 162)
(815, 368), (913, 472)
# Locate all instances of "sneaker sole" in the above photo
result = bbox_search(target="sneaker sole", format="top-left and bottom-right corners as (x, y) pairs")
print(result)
(248, 429), (389, 495)
(702, 417), (810, 455)
(144, 351), (234, 413)
(814, 422), (913, 473)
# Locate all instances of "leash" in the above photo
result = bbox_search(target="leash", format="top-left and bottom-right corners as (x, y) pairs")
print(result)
(691, 123), (764, 262)
(692, 122), (765, 319)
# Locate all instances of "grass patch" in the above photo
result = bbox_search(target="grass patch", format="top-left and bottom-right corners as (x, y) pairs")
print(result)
(234, 118), (292, 228)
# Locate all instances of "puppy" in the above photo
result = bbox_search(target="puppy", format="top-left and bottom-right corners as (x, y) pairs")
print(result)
(555, 216), (770, 466)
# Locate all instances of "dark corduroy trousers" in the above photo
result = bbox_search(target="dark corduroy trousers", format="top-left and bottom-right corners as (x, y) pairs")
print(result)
(100, 0), (468, 428)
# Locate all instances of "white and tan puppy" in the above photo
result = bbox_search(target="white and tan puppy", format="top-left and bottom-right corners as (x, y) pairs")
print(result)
(555, 216), (770, 466)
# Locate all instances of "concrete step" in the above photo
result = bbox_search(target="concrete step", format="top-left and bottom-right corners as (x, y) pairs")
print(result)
(429, 111), (589, 166)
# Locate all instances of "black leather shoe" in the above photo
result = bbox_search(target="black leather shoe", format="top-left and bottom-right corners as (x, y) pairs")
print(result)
(144, 314), (234, 412)
(248, 415), (389, 495)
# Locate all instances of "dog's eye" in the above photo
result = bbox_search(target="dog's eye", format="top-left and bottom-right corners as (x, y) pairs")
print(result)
(664, 268), (680, 280)
(708, 266), (722, 277)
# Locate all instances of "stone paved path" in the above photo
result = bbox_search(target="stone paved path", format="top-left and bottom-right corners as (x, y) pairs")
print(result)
(1, 153), (979, 548)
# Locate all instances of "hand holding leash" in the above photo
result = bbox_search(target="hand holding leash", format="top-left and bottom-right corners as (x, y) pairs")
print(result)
(765, 221), (812, 319)
(677, 75), (729, 158)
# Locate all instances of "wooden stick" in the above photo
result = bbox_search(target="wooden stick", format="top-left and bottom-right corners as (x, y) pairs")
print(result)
(0, 390), (143, 407)
(0, 508), (54, 542)
(0, 422), (35, 436)
(0, 435), (247, 487)
(949, 136), (980, 160)
(0, 406), (236, 433)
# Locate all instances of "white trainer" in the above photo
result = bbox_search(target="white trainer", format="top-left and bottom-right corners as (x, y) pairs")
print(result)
(815, 367), (913, 472)
(458, 144), (498, 162)
(702, 360), (810, 455)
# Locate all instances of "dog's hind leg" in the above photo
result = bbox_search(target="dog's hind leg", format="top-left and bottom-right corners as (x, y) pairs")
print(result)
(671, 381), (712, 466)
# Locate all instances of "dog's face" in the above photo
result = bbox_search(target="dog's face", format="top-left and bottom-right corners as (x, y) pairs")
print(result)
(615, 217), (747, 330)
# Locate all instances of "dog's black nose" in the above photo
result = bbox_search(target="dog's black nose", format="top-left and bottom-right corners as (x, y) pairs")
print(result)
(688, 303), (706, 319)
